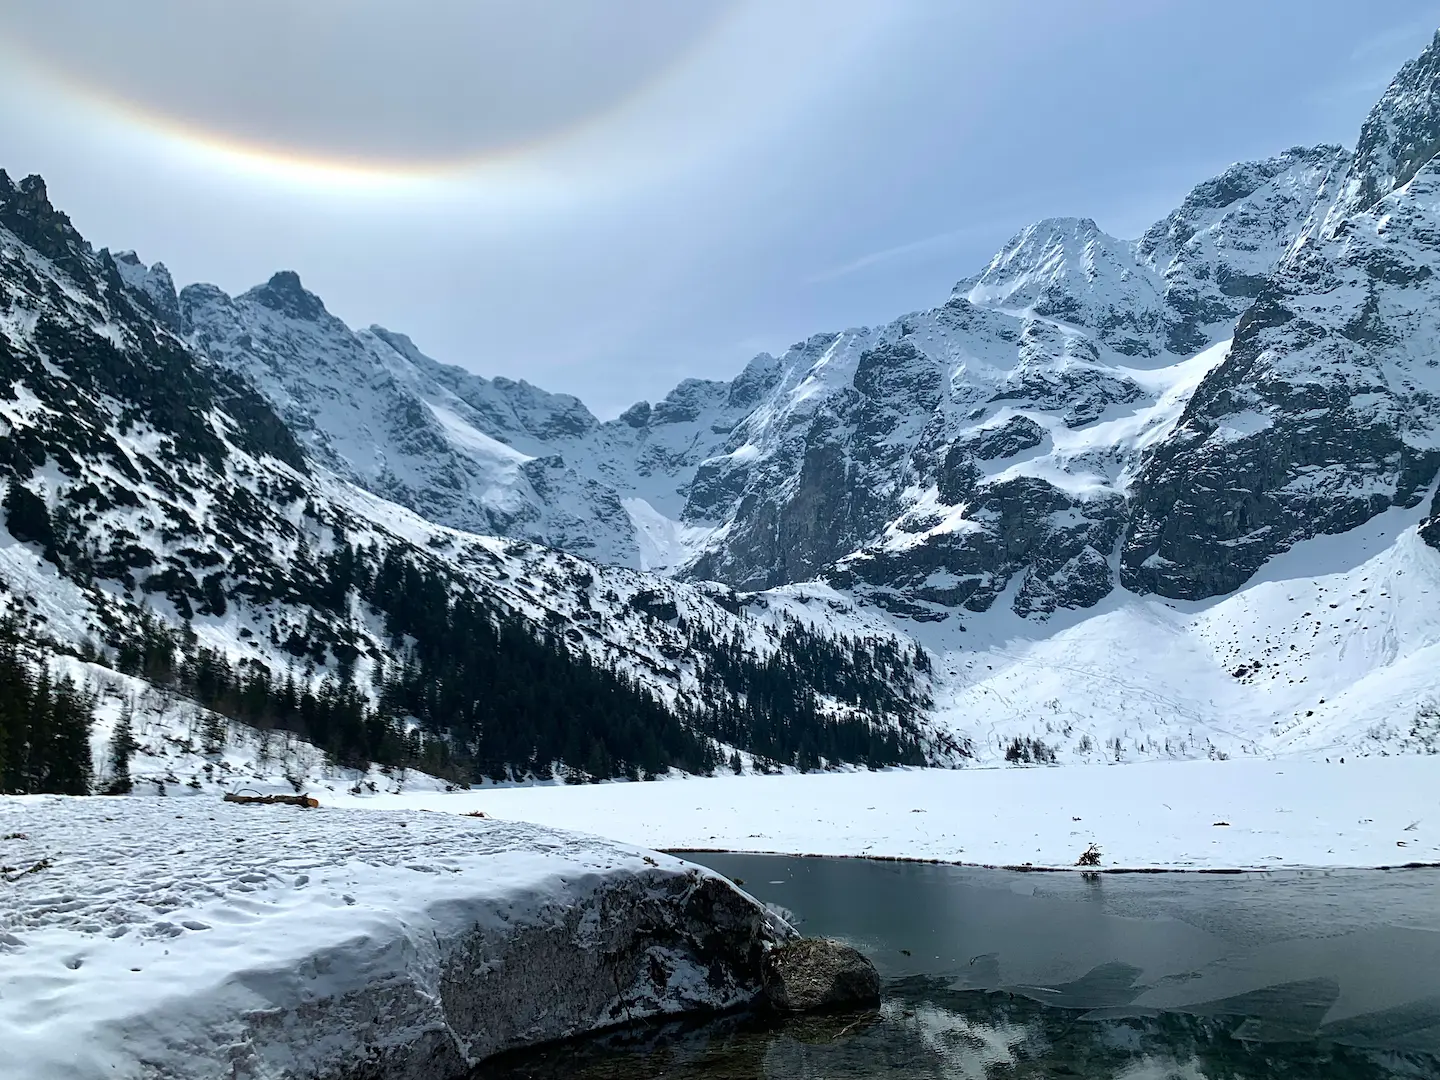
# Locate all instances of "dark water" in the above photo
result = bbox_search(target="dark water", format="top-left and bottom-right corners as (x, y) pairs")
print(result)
(477, 855), (1440, 1079)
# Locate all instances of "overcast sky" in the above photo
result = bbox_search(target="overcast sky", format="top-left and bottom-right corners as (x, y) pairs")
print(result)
(2, 1), (1438, 417)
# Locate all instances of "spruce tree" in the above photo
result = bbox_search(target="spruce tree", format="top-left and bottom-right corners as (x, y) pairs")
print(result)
(105, 702), (138, 795)
(48, 677), (93, 795)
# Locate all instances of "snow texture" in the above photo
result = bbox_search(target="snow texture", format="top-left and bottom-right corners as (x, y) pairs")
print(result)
(343, 756), (1440, 873)
(0, 797), (787, 1080)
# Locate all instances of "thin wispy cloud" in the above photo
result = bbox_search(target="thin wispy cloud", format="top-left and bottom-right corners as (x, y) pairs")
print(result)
(1310, 12), (1440, 110)
(807, 223), (1004, 284)
(1348, 11), (1440, 62)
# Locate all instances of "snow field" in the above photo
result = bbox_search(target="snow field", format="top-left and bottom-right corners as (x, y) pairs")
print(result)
(325, 757), (1440, 872)
(917, 502), (1440, 764)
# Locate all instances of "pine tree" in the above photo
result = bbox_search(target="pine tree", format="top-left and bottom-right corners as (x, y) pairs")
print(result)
(3, 481), (58, 563)
(201, 709), (226, 756)
(47, 677), (93, 795)
(105, 701), (138, 795)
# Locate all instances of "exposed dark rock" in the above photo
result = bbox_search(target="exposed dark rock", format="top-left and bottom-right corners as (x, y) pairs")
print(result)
(618, 400), (651, 428)
(1122, 81), (1440, 600)
(244, 270), (328, 321)
(761, 938), (881, 1014)
(1342, 31), (1440, 214)
(962, 415), (1047, 460)
(838, 476), (1123, 616)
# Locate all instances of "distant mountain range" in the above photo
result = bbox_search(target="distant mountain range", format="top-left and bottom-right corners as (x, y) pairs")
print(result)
(6, 32), (1440, 778)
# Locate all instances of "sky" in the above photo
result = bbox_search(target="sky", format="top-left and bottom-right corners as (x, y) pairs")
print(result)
(1, 1), (1438, 418)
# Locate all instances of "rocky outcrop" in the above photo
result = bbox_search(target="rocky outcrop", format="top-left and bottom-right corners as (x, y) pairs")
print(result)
(1138, 145), (1349, 353)
(760, 938), (881, 1014)
(1123, 37), (1440, 598)
(834, 475), (1124, 617)
(0, 798), (796, 1080)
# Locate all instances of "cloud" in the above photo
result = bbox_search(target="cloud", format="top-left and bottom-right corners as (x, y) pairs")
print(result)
(807, 223), (1005, 284)
(1347, 11), (1440, 62)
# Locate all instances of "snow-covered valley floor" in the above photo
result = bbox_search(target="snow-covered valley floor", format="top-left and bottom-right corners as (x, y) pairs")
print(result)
(325, 757), (1440, 872)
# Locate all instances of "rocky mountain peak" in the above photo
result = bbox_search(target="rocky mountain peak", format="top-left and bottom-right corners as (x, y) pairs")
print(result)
(0, 170), (90, 271)
(110, 250), (182, 331)
(1138, 145), (1346, 260)
(243, 270), (328, 321)
(957, 217), (1114, 300)
(366, 326), (426, 364)
(954, 215), (1165, 356)
(1340, 29), (1440, 216)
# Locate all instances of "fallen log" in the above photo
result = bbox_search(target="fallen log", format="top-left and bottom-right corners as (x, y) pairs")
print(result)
(223, 792), (320, 809)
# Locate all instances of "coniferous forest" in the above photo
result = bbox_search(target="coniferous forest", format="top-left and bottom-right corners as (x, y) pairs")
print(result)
(0, 631), (94, 795)
(6, 538), (935, 791)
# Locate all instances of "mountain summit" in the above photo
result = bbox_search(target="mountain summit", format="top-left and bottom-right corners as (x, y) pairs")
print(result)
(9, 32), (1440, 776)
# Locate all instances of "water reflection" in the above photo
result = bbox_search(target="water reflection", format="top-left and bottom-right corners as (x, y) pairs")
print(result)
(475, 856), (1440, 1078)
(476, 981), (1440, 1078)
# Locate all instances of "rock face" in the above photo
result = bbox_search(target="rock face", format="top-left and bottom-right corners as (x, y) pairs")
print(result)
(0, 798), (796, 1080)
(86, 34), (1440, 620)
(133, 146), (1344, 611)
(1137, 145), (1350, 354)
(760, 938), (882, 1014)
(1123, 33), (1440, 597)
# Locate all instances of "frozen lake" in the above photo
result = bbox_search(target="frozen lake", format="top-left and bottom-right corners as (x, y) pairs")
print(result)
(479, 854), (1440, 1078)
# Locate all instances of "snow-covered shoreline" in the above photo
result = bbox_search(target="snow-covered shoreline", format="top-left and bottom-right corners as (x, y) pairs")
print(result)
(0, 797), (787, 1080)
(321, 757), (1440, 872)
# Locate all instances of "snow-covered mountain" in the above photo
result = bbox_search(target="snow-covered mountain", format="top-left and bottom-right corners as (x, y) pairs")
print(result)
(176, 274), (640, 565)
(9, 31), (1440, 777)
(1125, 39), (1440, 600)
(0, 169), (951, 783)
(146, 138), (1343, 615)
(139, 141), (1341, 608)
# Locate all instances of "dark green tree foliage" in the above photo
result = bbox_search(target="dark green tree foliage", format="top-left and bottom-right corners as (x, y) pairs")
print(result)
(3, 481), (57, 563)
(93, 536), (942, 783)
(113, 614), (438, 779)
(0, 631), (94, 794)
(684, 622), (932, 772)
(364, 549), (719, 782)
(104, 701), (138, 794)
(91, 539), (940, 783)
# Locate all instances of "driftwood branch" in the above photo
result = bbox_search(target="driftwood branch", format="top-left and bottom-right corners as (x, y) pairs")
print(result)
(2, 858), (53, 883)
(223, 792), (319, 809)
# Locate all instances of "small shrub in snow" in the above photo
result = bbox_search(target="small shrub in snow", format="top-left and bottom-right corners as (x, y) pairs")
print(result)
(1076, 843), (1102, 867)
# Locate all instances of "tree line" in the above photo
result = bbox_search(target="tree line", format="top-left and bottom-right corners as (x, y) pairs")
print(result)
(3, 535), (941, 792)
(0, 629), (94, 795)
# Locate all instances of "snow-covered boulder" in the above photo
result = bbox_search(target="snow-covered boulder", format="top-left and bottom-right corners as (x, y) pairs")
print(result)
(0, 797), (792, 1080)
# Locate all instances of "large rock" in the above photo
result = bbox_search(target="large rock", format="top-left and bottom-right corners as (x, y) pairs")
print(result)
(0, 798), (795, 1080)
(760, 938), (881, 1013)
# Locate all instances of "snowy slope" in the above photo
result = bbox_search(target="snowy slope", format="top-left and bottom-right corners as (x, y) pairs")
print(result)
(0, 170), (952, 781)
(177, 274), (639, 566)
(908, 489), (1440, 764)
(72, 658), (455, 799)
